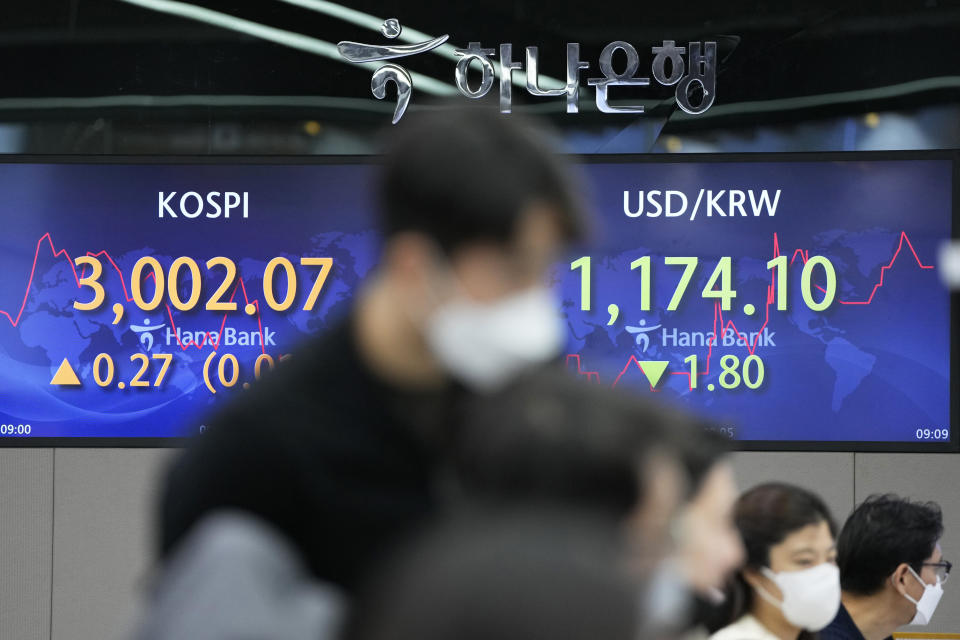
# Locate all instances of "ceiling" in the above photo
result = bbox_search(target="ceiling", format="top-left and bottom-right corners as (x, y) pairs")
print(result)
(0, 0), (957, 147)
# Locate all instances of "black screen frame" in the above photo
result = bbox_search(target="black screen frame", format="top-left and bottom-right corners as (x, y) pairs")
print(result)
(0, 150), (956, 451)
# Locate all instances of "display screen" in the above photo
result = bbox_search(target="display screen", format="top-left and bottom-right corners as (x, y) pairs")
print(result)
(0, 154), (954, 450)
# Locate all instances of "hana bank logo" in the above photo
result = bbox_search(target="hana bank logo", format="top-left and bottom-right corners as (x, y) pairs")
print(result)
(129, 318), (277, 349)
(130, 318), (165, 351)
(625, 319), (661, 353)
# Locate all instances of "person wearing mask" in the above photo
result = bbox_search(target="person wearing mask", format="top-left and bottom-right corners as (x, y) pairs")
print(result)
(158, 106), (588, 594)
(640, 425), (745, 637)
(820, 495), (948, 640)
(673, 428), (746, 603)
(708, 483), (840, 640)
(450, 371), (743, 634)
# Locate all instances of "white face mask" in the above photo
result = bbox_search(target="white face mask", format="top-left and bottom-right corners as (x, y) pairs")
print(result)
(425, 286), (565, 392)
(642, 558), (693, 631)
(755, 563), (841, 631)
(902, 566), (944, 626)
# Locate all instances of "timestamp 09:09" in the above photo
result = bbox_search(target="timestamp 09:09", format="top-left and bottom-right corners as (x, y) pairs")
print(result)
(915, 428), (950, 441)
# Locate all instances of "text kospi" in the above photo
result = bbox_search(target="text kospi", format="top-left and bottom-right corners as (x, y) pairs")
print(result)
(158, 191), (249, 218)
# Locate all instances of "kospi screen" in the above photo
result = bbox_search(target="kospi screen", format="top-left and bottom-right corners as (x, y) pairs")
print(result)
(0, 153), (955, 450)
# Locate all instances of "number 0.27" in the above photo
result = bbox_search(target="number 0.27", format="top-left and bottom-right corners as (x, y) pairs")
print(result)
(92, 353), (173, 387)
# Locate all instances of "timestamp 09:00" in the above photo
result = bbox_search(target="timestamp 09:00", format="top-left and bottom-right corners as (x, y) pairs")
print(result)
(1, 424), (31, 435)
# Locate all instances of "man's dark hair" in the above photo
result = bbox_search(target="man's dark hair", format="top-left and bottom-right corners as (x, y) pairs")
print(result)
(378, 106), (588, 253)
(451, 369), (714, 518)
(346, 510), (639, 640)
(837, 494), (943, 595)
(669, 424), (730, 499)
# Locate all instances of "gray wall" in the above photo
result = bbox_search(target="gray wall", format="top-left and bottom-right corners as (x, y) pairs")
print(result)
(1, 449), (173, 640)
(1, 449), (958, 639)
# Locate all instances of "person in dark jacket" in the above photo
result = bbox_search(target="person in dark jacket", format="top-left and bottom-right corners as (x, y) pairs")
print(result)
(820, 495), (947, 640)
(157, 106), (589, 594)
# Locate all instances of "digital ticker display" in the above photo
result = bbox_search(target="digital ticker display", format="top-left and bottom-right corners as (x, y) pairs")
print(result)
(0, 154), (955, 450)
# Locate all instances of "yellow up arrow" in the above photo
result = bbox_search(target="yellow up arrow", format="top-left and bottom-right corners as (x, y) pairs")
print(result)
(50, 358), (81, 386)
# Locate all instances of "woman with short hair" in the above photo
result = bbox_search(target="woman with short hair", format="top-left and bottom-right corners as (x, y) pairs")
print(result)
(709, 483), (841, 640)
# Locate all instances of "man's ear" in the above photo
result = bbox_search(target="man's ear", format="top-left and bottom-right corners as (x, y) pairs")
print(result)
(741, 567), (764, 591)
(890, 563), (912, 595)
(384, 233), (436, 286)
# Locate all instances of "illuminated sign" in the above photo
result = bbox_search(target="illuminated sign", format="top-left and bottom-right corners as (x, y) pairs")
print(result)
(338, 19), (718, 123)
(0, 154), (953, 451)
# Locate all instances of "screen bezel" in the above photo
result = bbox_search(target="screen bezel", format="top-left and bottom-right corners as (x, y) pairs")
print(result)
(0, 150), (955, 451)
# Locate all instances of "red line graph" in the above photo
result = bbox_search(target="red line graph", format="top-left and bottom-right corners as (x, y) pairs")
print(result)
(611, 355), (662, 391)
(0, 233), (267, 354)
(568, 230), (935, 389)
(565, 354), (599, 383)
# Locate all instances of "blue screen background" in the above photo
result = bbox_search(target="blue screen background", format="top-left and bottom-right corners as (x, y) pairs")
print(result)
(0, 158), (951, 443)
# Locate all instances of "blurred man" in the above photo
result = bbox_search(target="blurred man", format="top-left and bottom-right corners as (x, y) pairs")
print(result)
(135, 512), (345, 640)
(449, 371), (743, 633)
(821, 495), (948, 640)
(451, 369), (685, 527)
(672, 429), (745, 599)
(345, 509), (643, 640)
(158, 107), (587, 593)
